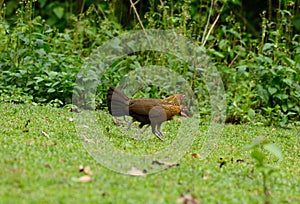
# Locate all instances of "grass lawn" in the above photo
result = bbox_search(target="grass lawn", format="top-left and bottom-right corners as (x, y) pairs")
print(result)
(0, 102), (299, 203)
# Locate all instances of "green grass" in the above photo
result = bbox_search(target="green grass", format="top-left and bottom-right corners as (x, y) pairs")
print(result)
(0, 103), (299, 204)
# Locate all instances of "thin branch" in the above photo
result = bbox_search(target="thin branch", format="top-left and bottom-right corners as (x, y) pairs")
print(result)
(132, 0), (141, 7)
(228, 52), (240, 67)
(202, 4), (225, 47)
(129, 0), (151, 46)
(0, 0), (4, 9)
(201, 0), (214, 45)
(92, 3), (106, 19)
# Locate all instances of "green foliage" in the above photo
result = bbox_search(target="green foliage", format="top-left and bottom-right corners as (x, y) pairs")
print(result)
(0, 0), (299, 124)
(0, 84), (33, 103)
(207, 3), (300, 125)
(0, 0), (121, 105)
(1, 104), (299, 203)
(0, 14), (81, 103)
(244, 137), (283, 203)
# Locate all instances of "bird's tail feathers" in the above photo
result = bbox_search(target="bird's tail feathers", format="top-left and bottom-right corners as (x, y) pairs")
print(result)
(107, 87), (130, 116)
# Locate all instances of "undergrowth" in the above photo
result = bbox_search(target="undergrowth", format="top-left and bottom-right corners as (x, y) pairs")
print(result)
(0, 0), (299, 125)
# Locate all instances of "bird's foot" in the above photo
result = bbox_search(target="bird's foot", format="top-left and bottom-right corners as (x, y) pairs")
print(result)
(154, 131), (165, 141)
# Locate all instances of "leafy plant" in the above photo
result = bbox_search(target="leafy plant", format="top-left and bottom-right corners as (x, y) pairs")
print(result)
(0, 0), (121, 106)
(244, 137), (283, 204)
(0, 0), (299, 124)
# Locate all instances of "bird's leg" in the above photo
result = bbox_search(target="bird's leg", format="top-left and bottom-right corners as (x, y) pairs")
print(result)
(155, 123), (164, 140)
(126, 119), (134, 131)
(141, 124), (150, 133)
(137, 127), (141, 139)
(152, 124), (164, 141)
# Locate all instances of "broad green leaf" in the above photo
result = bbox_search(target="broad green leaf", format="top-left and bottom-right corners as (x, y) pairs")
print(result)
(256, 85), (269, 103)
(26, 81), (35, 86)
(63, 33), (71, 41)
(256, 55), (273, 64)
(244, 137), (267, 150)
(283, 57), (295, 66)
(268, 87), (277, 95)
(251, 150), (265, 166)
(36, 39), (44, 47)
(208, 49), (225, 58)
(282, 104), (287, 112)
(47, 88), (56, 93)
(263, 143), (283, 160)
(275, 94), (288, 100)
(283, 78), (293, 86)
(53, 7), (64, 19)
(262, 43), (274, 52)
(248, 108), (255, 118)
(34, 77), (44, 83)
(285, 67), (296, 73)
(236, 65), (248, 77)
(219, 39), (228, 50)
(35, 48), (46, 57)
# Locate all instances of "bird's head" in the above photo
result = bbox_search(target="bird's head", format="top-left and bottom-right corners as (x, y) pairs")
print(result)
(180, 105), (190, 118)
(174, 94), (186, 103)
(163, 94), (186, 106)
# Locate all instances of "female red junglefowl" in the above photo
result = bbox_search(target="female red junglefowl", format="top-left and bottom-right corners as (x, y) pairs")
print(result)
(107, 87), (189, 140)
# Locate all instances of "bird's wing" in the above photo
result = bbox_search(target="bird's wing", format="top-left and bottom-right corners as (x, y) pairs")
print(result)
(129, 99), (161, 115)
(161, 104), (181, 118)
(148, 106), (167, 122)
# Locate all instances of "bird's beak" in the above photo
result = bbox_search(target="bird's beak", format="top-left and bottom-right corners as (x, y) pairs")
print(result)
(181, 94), (186, 101)
(180, 110), (190, 118)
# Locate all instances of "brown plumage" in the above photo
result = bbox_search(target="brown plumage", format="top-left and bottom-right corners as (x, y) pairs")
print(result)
(107, 87), (188, 140)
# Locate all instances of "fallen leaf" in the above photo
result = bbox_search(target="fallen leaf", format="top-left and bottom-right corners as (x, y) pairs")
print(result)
(176, 118), (183, 123)
(127, 167), (146, 176)
(236, 159), (245, 163)
(76, 175), (92, 183)
(266, 189), (273, 196)
(191, 153), (200, 158)
(60, 158), (67, 163)
(84, 166), (93, 175)
(68, 108), (80, 113)
(219, 161), (226, 168)
(113, 118), (123, 126)
(44, 164), (52, 169)
(102, 192), (108, 197)
(24, 119), (30, 128)
(78, 165), (93, 175)
(82, 134), (94, 143)
(218, 157), (226, 168)
(152, 160), (179, 167)
(177, 193), (199, 204)
(41, 131), (50, 138)
(78, 165), (84, 172)
(203, 174), (209, 180)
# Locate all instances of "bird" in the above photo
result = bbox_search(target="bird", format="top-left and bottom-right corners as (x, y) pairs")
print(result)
(107, 86), (189, 140)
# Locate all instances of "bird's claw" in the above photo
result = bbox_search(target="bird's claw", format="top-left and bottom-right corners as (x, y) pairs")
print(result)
(154, 131), (165, 141)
